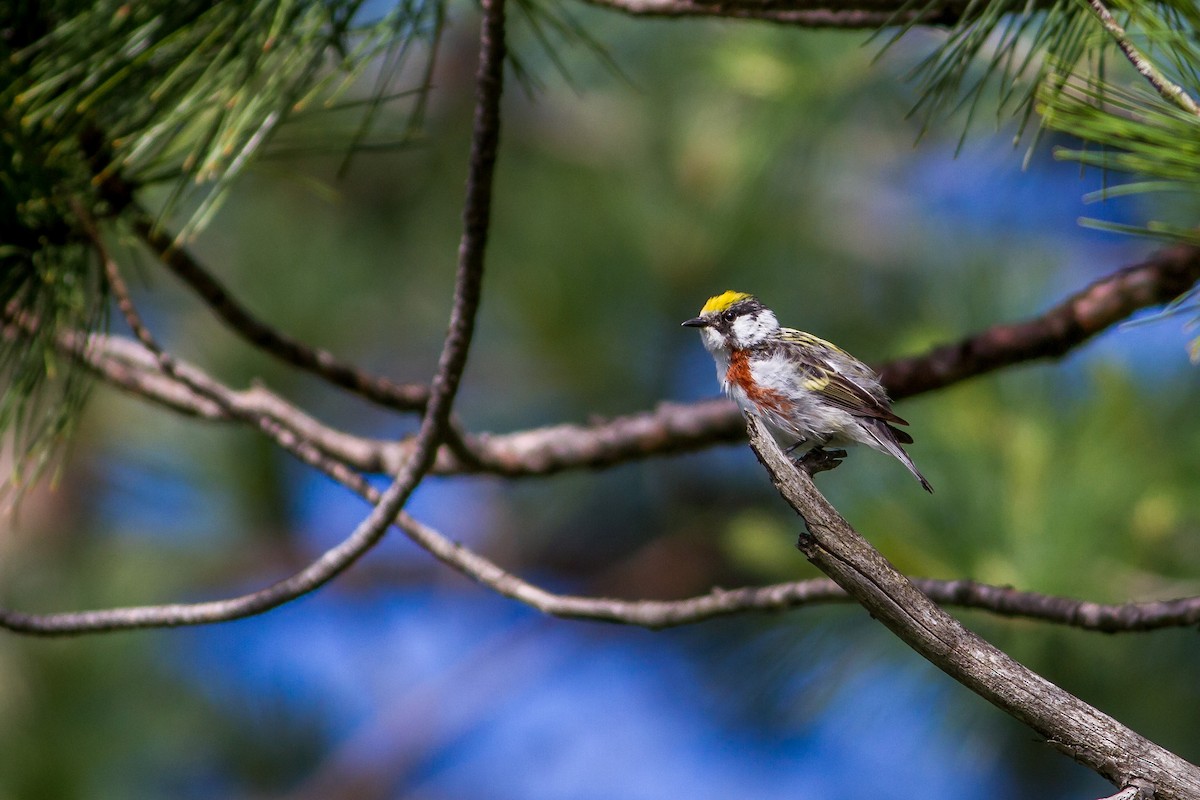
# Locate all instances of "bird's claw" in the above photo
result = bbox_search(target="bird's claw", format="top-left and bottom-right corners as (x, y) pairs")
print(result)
(795, 447), (847, 477)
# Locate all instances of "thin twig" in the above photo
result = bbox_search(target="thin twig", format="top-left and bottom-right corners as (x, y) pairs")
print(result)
(572, 0), (980, 26)
(71, 211), (428, 624)
(129, 206), (432, 412)
(744, 415), (1200, 798)
(1083, 0), (1200, 116)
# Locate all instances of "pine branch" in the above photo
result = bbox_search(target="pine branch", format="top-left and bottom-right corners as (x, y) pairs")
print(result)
(744, 415), (1200, 798)
(0, 0), (510, 633)
(1083, 0), (1200, 116)
(570, 0), (1023, 26)
(9, 1), (440, 236)
(1037, 3), (1200, 253)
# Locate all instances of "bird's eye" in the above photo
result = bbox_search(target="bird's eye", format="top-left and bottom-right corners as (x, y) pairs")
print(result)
(721, 310), (737, 323)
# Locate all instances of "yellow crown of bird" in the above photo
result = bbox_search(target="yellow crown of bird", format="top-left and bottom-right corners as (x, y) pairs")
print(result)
(700, 290), (753, 314)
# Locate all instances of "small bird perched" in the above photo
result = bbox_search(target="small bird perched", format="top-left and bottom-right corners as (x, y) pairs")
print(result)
(683, 290), (932, 492)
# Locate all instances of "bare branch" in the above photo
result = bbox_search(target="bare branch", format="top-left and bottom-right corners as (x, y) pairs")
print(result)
(907, 579), (1200, 633)
(1082, 0), (1200, 116)
(9, 15), (1199, 639)
(128, 207), (432, 412)
(71, 336), (739, 474)
(878, 244), (1200, 397)
(573, 0), (983, 27)
(744, 414), (1200, 798)
(374, 528), (1200, 633)
(71, 339), (1200, 632)
(5, 280), (1196, 638)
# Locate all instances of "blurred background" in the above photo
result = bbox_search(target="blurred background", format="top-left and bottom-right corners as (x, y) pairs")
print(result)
(2, 6), (1200, 799)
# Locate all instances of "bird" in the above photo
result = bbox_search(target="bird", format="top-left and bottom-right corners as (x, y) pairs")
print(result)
(682, 290), (933, 492)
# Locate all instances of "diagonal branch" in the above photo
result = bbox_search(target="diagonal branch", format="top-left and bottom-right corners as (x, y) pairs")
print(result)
(691, 244), (1199, 444)
(386, 516), (1200, 634)
(0, 0), (510, 635)
(572, 0), (989, 27)
(127, 206), (431, 413)
(745, 414), (1200, 798)
(1082, 0), (1200, 116)
(878, 243), (1200, 398)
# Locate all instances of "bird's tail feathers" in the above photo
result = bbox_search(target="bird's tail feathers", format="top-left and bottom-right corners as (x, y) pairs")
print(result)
(886, 422), (914, 445)
(862, 419), (933, 493)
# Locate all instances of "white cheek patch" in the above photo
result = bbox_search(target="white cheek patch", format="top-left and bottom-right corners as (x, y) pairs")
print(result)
(731, 309), (778, 347)
(700, 327), (726, 354)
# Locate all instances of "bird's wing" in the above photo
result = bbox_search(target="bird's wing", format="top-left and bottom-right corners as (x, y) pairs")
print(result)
(775, 329), (910, 426)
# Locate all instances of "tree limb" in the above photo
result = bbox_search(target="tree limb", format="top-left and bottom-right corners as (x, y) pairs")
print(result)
(128, 206), (432, 412)
(1082, 0), (1200, 117)
(744, 414), (1200, 798)
(879, 244), (1200, 397)
(572, 0), (983, 27)
(1099, 787), (1146, 800)
(8, 48), (1198, 638)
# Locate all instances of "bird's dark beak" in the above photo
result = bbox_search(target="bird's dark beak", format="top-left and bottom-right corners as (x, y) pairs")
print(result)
(681, 317), (708, 328)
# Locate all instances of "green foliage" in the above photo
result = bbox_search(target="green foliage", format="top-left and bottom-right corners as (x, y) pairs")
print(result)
(893, 0), (1200, 348)
(903, 0), (1200, 204)
(1037, 2), (1200, 222)
(0, 124), (104, 489)
(0, 0), (442, 488)
(1033, 2), (1200, 344)
(894, 0), (1097, 142)
(7, 0), (440, 235)
(1044, 80), (1200, 243)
